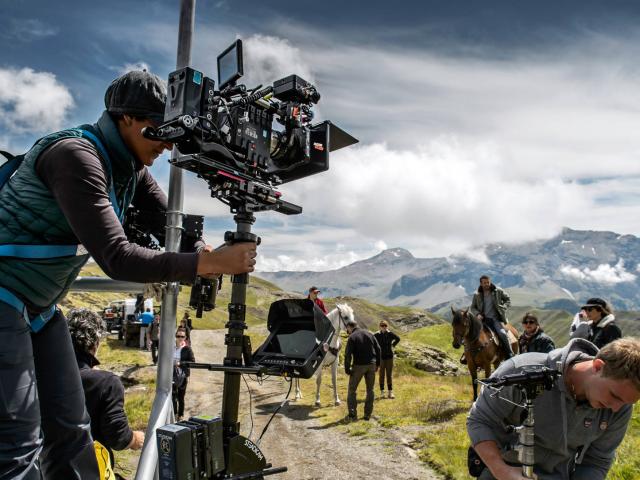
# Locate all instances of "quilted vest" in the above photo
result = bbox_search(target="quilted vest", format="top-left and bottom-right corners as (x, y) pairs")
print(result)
(0, 112), (137, 313)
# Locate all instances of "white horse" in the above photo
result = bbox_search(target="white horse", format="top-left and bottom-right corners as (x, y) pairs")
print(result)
(294, 303), (354, 406)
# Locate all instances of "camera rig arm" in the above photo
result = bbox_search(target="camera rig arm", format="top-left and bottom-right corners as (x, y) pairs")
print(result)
(478, 367), (561, 479)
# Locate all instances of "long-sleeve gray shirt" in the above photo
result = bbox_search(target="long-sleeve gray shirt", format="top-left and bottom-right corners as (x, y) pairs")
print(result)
(36, 138), (198, 282)
(467, 339), (633, 479)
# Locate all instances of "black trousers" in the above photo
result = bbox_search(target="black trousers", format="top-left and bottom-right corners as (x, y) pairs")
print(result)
(150, 340), (159, 364)
(172, 379), (188, 417)
(0, 303), (98, 479)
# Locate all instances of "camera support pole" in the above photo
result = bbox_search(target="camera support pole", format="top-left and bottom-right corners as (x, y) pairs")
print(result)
(221, 209), (259, 438)
(136, 1), (195, 479)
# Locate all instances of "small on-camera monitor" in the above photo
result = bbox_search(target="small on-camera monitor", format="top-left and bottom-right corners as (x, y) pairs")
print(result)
(217, 39), (243, 90)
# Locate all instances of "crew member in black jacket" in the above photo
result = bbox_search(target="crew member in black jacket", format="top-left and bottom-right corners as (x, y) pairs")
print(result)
(517, 312), (555, 354)
(68, 308), (144, 468)
(173, 327), (195, 420)
(344, 319), (381, 421)
(373, 320), (400, 399)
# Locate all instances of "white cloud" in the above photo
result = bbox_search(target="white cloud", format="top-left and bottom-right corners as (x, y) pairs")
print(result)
(0, 67), (74, 134)
(560, 259), (636, 284)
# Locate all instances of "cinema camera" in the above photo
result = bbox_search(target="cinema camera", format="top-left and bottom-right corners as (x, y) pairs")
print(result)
(469, 367), (562, 479)
(138, 39), (357, 479)
(144, 39), (357, 215)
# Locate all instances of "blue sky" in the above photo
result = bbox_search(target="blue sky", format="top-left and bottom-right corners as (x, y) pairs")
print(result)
(3, 0), (640, 271)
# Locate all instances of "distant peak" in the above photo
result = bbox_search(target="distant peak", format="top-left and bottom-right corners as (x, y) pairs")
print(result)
(375, 248), (414, 260)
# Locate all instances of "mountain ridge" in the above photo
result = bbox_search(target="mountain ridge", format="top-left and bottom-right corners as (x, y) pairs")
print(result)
(257, 227), (640, 311)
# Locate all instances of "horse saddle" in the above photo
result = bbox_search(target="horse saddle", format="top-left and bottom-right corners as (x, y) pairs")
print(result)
(482, 325), (517, 347)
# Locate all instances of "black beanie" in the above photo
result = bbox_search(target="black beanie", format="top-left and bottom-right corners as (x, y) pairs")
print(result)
(104, 70), (166, 123)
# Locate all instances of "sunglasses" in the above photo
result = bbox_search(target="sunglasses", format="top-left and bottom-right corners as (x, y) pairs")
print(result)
(585, 306), (601, 312)
(176, 335), (186, 338)
(522, 320), (536, 325)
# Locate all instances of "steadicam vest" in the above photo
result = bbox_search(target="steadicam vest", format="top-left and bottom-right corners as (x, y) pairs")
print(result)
(0, 122), (136, 331)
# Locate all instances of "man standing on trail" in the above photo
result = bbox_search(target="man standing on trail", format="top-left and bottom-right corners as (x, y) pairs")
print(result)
(470, 275), (514, 360)
(467, 337), (640, 480)
(308, 286), (328, 314)
(0, 70), (256, 479)
(344, 319), (381, 421)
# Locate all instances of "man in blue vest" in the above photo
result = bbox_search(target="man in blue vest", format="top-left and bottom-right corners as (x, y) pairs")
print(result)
(0, 70), (257, 479)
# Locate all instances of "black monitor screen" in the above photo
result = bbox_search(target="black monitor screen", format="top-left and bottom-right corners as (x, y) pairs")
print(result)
(263, 324), (318, 358)
(217, 40), (243, 89)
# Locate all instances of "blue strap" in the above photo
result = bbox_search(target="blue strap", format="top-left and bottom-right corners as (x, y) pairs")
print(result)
(0, 287), (56, 333)
(0, 156), (22, 189)
(0, 244), (81, 259)
(78, 129), (134, 223)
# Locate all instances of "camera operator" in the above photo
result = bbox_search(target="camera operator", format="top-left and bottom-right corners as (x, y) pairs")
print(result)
(67, 308), (145, 471)
(0, 70), (256, 479)
(467, 337), (640, 480)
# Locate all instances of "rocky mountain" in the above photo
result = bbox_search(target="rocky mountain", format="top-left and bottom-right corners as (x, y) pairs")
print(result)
(257, 228), (640, 311)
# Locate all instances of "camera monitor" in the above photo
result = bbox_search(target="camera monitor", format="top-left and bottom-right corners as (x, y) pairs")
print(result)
(253, 299), (335, 378)
(217, 39), (243, 90)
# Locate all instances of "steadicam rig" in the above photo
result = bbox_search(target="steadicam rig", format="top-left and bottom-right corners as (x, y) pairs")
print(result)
(149, 39), (357, 480)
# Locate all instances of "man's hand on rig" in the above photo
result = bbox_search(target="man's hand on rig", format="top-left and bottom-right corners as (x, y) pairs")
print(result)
(197, 242), (257, 277)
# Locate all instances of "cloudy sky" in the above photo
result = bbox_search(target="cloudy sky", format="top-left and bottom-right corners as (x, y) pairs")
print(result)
(3, 0), (640, 271)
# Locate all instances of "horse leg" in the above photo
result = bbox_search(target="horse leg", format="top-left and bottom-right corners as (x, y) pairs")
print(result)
(294, 378), (302, 400)
(315, 369), (322, 407)
(332, 359), (341, 406)
(469, 360), (479, 401)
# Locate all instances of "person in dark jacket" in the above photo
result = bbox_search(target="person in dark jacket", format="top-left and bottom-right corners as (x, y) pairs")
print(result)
(583, 297), (622, 349)
(67, 308), (144, 468)
(173, 327), (195, 420)
(0, 70), (257, 478)
(373, 320), (400, 399)
(518, 312), (555, 354)
(344, 319), (381, 420)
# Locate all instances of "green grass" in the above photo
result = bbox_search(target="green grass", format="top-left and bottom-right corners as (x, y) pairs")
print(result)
(403, 323), (460, 360)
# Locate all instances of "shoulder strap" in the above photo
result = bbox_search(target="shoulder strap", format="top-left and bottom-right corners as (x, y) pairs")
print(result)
(0, 151), (24, 191)
(76, 129), (135, 224)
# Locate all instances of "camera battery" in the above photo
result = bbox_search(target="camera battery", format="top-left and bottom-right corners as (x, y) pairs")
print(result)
(156, 423), (197, 480)
(189, 415), (225, 475)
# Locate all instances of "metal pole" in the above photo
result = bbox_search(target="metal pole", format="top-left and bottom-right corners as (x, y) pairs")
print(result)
(136, 1), (195, 478)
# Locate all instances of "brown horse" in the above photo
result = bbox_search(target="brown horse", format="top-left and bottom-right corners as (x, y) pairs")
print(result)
(451, 307), (519, 400)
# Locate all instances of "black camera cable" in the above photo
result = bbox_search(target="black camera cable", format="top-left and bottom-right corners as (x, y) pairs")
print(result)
(256, 378), (293, 447)
(242, 374), (255, 440)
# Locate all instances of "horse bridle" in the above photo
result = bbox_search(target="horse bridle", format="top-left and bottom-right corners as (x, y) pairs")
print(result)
(456, 311), (490, 356)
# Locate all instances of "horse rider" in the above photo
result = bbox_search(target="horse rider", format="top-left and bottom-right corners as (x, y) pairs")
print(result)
(308, 286), (328, 314)
(469, 275), (514, 361)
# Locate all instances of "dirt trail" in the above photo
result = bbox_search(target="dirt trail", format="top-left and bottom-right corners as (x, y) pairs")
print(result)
(185, 330), (442, 480)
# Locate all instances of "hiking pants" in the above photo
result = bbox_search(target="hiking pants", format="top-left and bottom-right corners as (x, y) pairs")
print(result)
(347, 364), (376, 418)
(379, 358), (394, 391)
(172, 379), (188, 417)
(151, 340), (159, 364)
(0, 303), (98, 479)
(485, 317), (514, 357)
